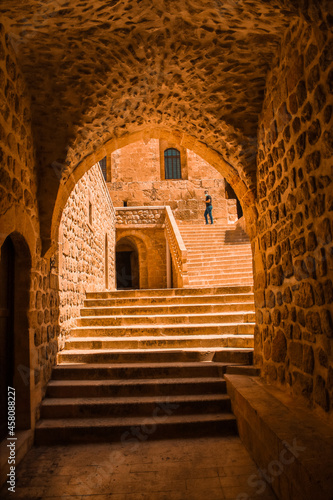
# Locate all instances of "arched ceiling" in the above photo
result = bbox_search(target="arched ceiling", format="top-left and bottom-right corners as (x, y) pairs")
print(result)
(2, 0), (299, 173)
(1, 0), (326, 252)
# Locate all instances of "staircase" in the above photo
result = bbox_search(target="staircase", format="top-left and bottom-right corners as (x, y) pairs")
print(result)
(35, 286), (255, 444)
(178, 223), (253, 287)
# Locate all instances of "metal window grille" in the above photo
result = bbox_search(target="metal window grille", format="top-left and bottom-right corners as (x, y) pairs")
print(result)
(164, 148), (181, 179)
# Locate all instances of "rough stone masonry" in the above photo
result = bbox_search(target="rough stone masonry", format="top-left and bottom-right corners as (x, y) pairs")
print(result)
(0, 0), (332, 435)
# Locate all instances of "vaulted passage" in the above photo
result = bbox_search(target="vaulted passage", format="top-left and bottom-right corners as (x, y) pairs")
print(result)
(0, 0), (333, 498)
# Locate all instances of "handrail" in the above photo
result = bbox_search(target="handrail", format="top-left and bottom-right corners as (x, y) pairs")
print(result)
(164, 206), (189, 287)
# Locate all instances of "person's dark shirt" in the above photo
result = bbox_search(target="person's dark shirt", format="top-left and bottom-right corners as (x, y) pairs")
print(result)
(205, 195), (212, 207)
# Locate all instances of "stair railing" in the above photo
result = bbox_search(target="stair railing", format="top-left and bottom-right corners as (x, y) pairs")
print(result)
(165, 206), (189, 287)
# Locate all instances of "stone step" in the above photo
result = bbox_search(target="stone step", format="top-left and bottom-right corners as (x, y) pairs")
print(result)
(185, 252), (252, 260)
(180, 232), (249, 237)
(187, 266), (253, 275)
(84, 292), (254, 308)
(186, 271), (253, 279)
(185, 244), (251, 249)
(58, 347), (254, 364)
(71, 322), (255, 337)
(186, 254), (252, 259)
(186, 254), (252, 260)
(182, 232), (249, 236)
(182, 240), (250, 246)
(186, 258), (252, 264)
(35, 413), (238, 444)
(186, 260), (252, 267)
(38, 280), (256, 446)
(46, 377), (227, 398)
(81, 302), (255, 317)
(188, 279), (253, 286)
(51, 362), (231, 380)
(184, 242), (251, 246)
(179, 227), (241, 232)
(184, 245), (250, 249)
(180, 226), (246, 231)
(40, 394), (231, 419)
(86, 285), (253, 299)
(187, 284), (253, 289)
(186, 255), (252, 262)
(187, 274), (253, 280)
(187, 277), (254, 282)
(62, 334), (254, 351)
(186, 278), (253, 284)
(186, 261), (252, 268)
(77, 311), (255, 327)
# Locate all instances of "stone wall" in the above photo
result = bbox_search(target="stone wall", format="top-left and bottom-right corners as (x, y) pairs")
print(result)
(115, 207), (166, 226)
(59, 164), (115, 341)
(0, 24), (60, 429)
(255, 18), (333, 412)
(108, 139), (233, 223)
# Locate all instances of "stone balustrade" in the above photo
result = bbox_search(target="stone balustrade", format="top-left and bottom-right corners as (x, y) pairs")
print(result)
(165, 207), (189, 288)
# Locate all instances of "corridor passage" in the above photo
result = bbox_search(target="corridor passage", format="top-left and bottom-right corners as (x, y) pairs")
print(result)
(0, 436), (277, 500)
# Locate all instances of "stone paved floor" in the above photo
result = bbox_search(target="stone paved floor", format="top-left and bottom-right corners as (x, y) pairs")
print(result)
(0, 436), (278, 500)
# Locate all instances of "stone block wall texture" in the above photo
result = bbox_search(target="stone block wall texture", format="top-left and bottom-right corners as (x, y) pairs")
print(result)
(255, 18), (333, 412)
(59, 164), (116, 340)
(108, 139), (232, 223)
(115, 207), (166, 226)
(0, 24), (59, 425)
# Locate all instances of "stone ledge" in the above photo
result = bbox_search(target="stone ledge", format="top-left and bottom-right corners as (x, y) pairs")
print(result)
(225, 374), (333, 500)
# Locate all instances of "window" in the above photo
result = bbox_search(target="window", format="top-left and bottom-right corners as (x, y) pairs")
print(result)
(99, 156), (107, 180)
(164, 148), (181, 179)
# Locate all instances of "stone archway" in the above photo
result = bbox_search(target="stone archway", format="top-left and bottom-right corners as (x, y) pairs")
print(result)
(50, 127), (258, 260)
(1, 0), (309, 259)
(115, 233), (151, 290)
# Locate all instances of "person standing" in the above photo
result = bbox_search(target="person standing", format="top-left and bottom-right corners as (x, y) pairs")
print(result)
(204, 190), (213, 224)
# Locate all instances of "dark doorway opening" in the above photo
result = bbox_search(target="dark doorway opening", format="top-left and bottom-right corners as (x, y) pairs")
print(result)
(116, 240), (139, 289)
(0, 237), (15, 441)
(0, 233), (31, 443)
(116, 251), (133, 289)
(225, 180), (243, 219)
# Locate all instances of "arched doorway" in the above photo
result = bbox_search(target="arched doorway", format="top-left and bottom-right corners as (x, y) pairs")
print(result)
(0, 233), (31, 442)
(116, 239), (139, 289)
(0, 237), (15, 441)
